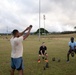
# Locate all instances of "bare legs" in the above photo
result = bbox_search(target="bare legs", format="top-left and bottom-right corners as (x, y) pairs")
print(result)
(10, 69), (23, 75)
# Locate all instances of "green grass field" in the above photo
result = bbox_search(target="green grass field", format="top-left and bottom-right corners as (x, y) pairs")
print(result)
(0, 34), (76, 75)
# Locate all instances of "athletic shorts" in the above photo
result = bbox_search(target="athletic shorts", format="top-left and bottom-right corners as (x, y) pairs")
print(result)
(39, 51), (47, 55)
(11, 57), (24, 70)
(69, 49), (76, 54)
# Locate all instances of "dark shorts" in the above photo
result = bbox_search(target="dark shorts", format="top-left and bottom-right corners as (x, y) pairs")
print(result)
(68, 49), (76, 54)
(11, 57), (24, 70)
(39, 51), (47, 55)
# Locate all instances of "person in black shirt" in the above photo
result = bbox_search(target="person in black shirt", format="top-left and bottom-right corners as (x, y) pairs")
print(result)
(38, 42), (48, 63)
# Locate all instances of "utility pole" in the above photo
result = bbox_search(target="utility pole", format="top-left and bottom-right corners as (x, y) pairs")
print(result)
(7, 26), (8, 36)
(39, 0), (41, 41)
(43, 15), (46, 35)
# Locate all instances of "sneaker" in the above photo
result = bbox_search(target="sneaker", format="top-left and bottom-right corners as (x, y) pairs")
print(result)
(45, 59), (48, 62)
(38, 59), (40, 63)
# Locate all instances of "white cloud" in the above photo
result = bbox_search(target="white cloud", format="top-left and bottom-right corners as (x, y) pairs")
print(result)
(0, 0), (76, 33)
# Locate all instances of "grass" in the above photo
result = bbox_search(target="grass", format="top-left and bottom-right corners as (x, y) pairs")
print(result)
(0, 34), (76, 75)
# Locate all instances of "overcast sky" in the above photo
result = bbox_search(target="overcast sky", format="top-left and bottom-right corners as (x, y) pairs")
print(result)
(0, 0), (76, 33)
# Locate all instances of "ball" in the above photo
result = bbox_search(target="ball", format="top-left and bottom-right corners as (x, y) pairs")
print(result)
(57, 59), (61, 62)
(52, 57), (55, 61)
(71, 52), (74, 57)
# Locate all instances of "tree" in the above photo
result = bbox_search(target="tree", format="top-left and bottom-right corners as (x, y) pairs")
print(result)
(74, 26), (76, 30)
(34, 28), (49, 35)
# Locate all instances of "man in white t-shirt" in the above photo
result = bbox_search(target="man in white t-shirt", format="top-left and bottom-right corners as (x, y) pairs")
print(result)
(10, 25), (32, 75)
(67, 37), (76, 62)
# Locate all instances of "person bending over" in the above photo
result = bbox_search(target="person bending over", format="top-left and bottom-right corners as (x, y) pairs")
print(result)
(67, 37), (76, 62)
(38, 42), (48, 63)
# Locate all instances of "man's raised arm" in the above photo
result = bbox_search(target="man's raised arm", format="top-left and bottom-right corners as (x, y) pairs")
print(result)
(23, 25), (32, 40)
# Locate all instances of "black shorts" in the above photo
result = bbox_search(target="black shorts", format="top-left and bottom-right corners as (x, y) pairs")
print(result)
(68, 49), (76, 54)
(39, 51), (47, 55)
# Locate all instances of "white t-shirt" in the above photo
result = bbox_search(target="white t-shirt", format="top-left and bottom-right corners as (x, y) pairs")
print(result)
(10, 36), (23, 58)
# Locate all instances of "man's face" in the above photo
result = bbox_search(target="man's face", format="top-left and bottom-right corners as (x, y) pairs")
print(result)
(16, 31), (20, 37)
(71, 38), (74, 42)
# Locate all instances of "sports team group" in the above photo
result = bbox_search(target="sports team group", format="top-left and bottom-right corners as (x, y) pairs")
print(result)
(10, 25), (76, 75)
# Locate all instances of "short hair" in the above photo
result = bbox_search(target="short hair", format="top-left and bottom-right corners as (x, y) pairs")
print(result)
(12, 29), (18, 35)
(71, 37), (74, 40)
